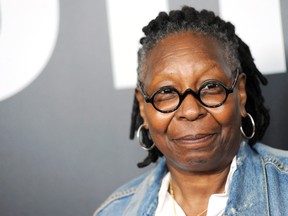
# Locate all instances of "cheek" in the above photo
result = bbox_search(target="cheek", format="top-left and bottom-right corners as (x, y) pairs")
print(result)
(144, 106), (173, 140)
(215, 106), (239, 124)
(212, 101), (242, 139)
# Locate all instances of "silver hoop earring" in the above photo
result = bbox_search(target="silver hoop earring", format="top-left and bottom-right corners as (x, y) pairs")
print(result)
(136, 124), (155, 151)
(240, 113), (256, 139)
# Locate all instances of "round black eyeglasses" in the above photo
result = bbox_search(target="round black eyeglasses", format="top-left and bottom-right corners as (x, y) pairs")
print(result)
(138, 69), (240, 113)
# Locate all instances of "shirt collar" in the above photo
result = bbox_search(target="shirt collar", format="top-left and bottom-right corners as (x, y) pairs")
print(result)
(155, 156), (237, 216)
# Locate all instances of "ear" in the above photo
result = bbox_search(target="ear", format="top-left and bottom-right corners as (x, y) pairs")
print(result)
(237, 73), (247, 117)
(135, 88), (148, 126)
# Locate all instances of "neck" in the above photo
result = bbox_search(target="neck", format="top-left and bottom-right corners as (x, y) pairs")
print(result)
(168, 163), (231, 215)
(170, 166), (229, 194)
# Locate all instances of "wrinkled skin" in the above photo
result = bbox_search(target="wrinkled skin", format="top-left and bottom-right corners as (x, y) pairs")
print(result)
(136, 32), (247, 174)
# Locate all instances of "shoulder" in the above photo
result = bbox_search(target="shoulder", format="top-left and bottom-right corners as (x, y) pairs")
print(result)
(94, 158), (167, 216)
(93, 173), (146, 216)
(253, 142), (288, 173)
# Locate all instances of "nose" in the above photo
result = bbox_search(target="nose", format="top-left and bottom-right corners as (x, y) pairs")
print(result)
(175, 93), (206, 121)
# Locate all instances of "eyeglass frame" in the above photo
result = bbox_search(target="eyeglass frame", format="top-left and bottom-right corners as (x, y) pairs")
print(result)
(138, 69), (240, 113)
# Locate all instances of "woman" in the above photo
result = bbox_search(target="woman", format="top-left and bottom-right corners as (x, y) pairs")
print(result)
(95, 6), (288, 216)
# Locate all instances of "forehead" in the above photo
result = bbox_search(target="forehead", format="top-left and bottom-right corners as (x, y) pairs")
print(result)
(142, 32), (231, 85)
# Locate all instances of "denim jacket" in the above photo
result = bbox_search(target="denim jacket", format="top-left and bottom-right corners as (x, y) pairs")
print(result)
(94, 142), (288, 216)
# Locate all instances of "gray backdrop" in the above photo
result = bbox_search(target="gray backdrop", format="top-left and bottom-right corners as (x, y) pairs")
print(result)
(0, 0), (287, 215)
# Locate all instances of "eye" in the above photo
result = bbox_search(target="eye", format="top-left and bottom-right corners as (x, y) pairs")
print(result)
(201, 82), (225, 95)
(161, 88), (175, 94)
(153, 87), (178, 102)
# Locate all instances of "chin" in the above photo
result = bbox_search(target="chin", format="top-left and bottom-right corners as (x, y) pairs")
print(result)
(171, 153), (228, 173)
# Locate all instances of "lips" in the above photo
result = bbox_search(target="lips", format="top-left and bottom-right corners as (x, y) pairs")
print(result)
(171, 133), (215, 145)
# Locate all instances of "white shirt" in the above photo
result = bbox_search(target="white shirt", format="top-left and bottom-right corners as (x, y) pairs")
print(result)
(155, 156), (237, 216)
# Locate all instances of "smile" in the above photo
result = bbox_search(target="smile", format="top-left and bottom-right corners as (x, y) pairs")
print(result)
(171, 133), (216, 146)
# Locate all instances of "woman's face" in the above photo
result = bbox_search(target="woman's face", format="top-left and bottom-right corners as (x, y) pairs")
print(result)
(136, 32), (247, 173)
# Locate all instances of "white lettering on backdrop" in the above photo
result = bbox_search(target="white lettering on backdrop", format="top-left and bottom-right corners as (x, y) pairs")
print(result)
(106, 0), (169, 89)
(0, 0), (60, 101)
(219, 0), (286, 74)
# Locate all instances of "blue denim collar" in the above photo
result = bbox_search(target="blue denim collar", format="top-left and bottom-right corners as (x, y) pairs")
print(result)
(124, 158), (168, 215)
(224, 141), (269, 215)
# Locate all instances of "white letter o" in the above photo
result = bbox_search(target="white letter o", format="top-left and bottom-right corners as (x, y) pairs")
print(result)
(0, 0), (60, 101)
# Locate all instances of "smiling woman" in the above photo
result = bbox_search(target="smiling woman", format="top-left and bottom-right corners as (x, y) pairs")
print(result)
(94, 6), (288, 216)
(136, 32), (245, 177)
